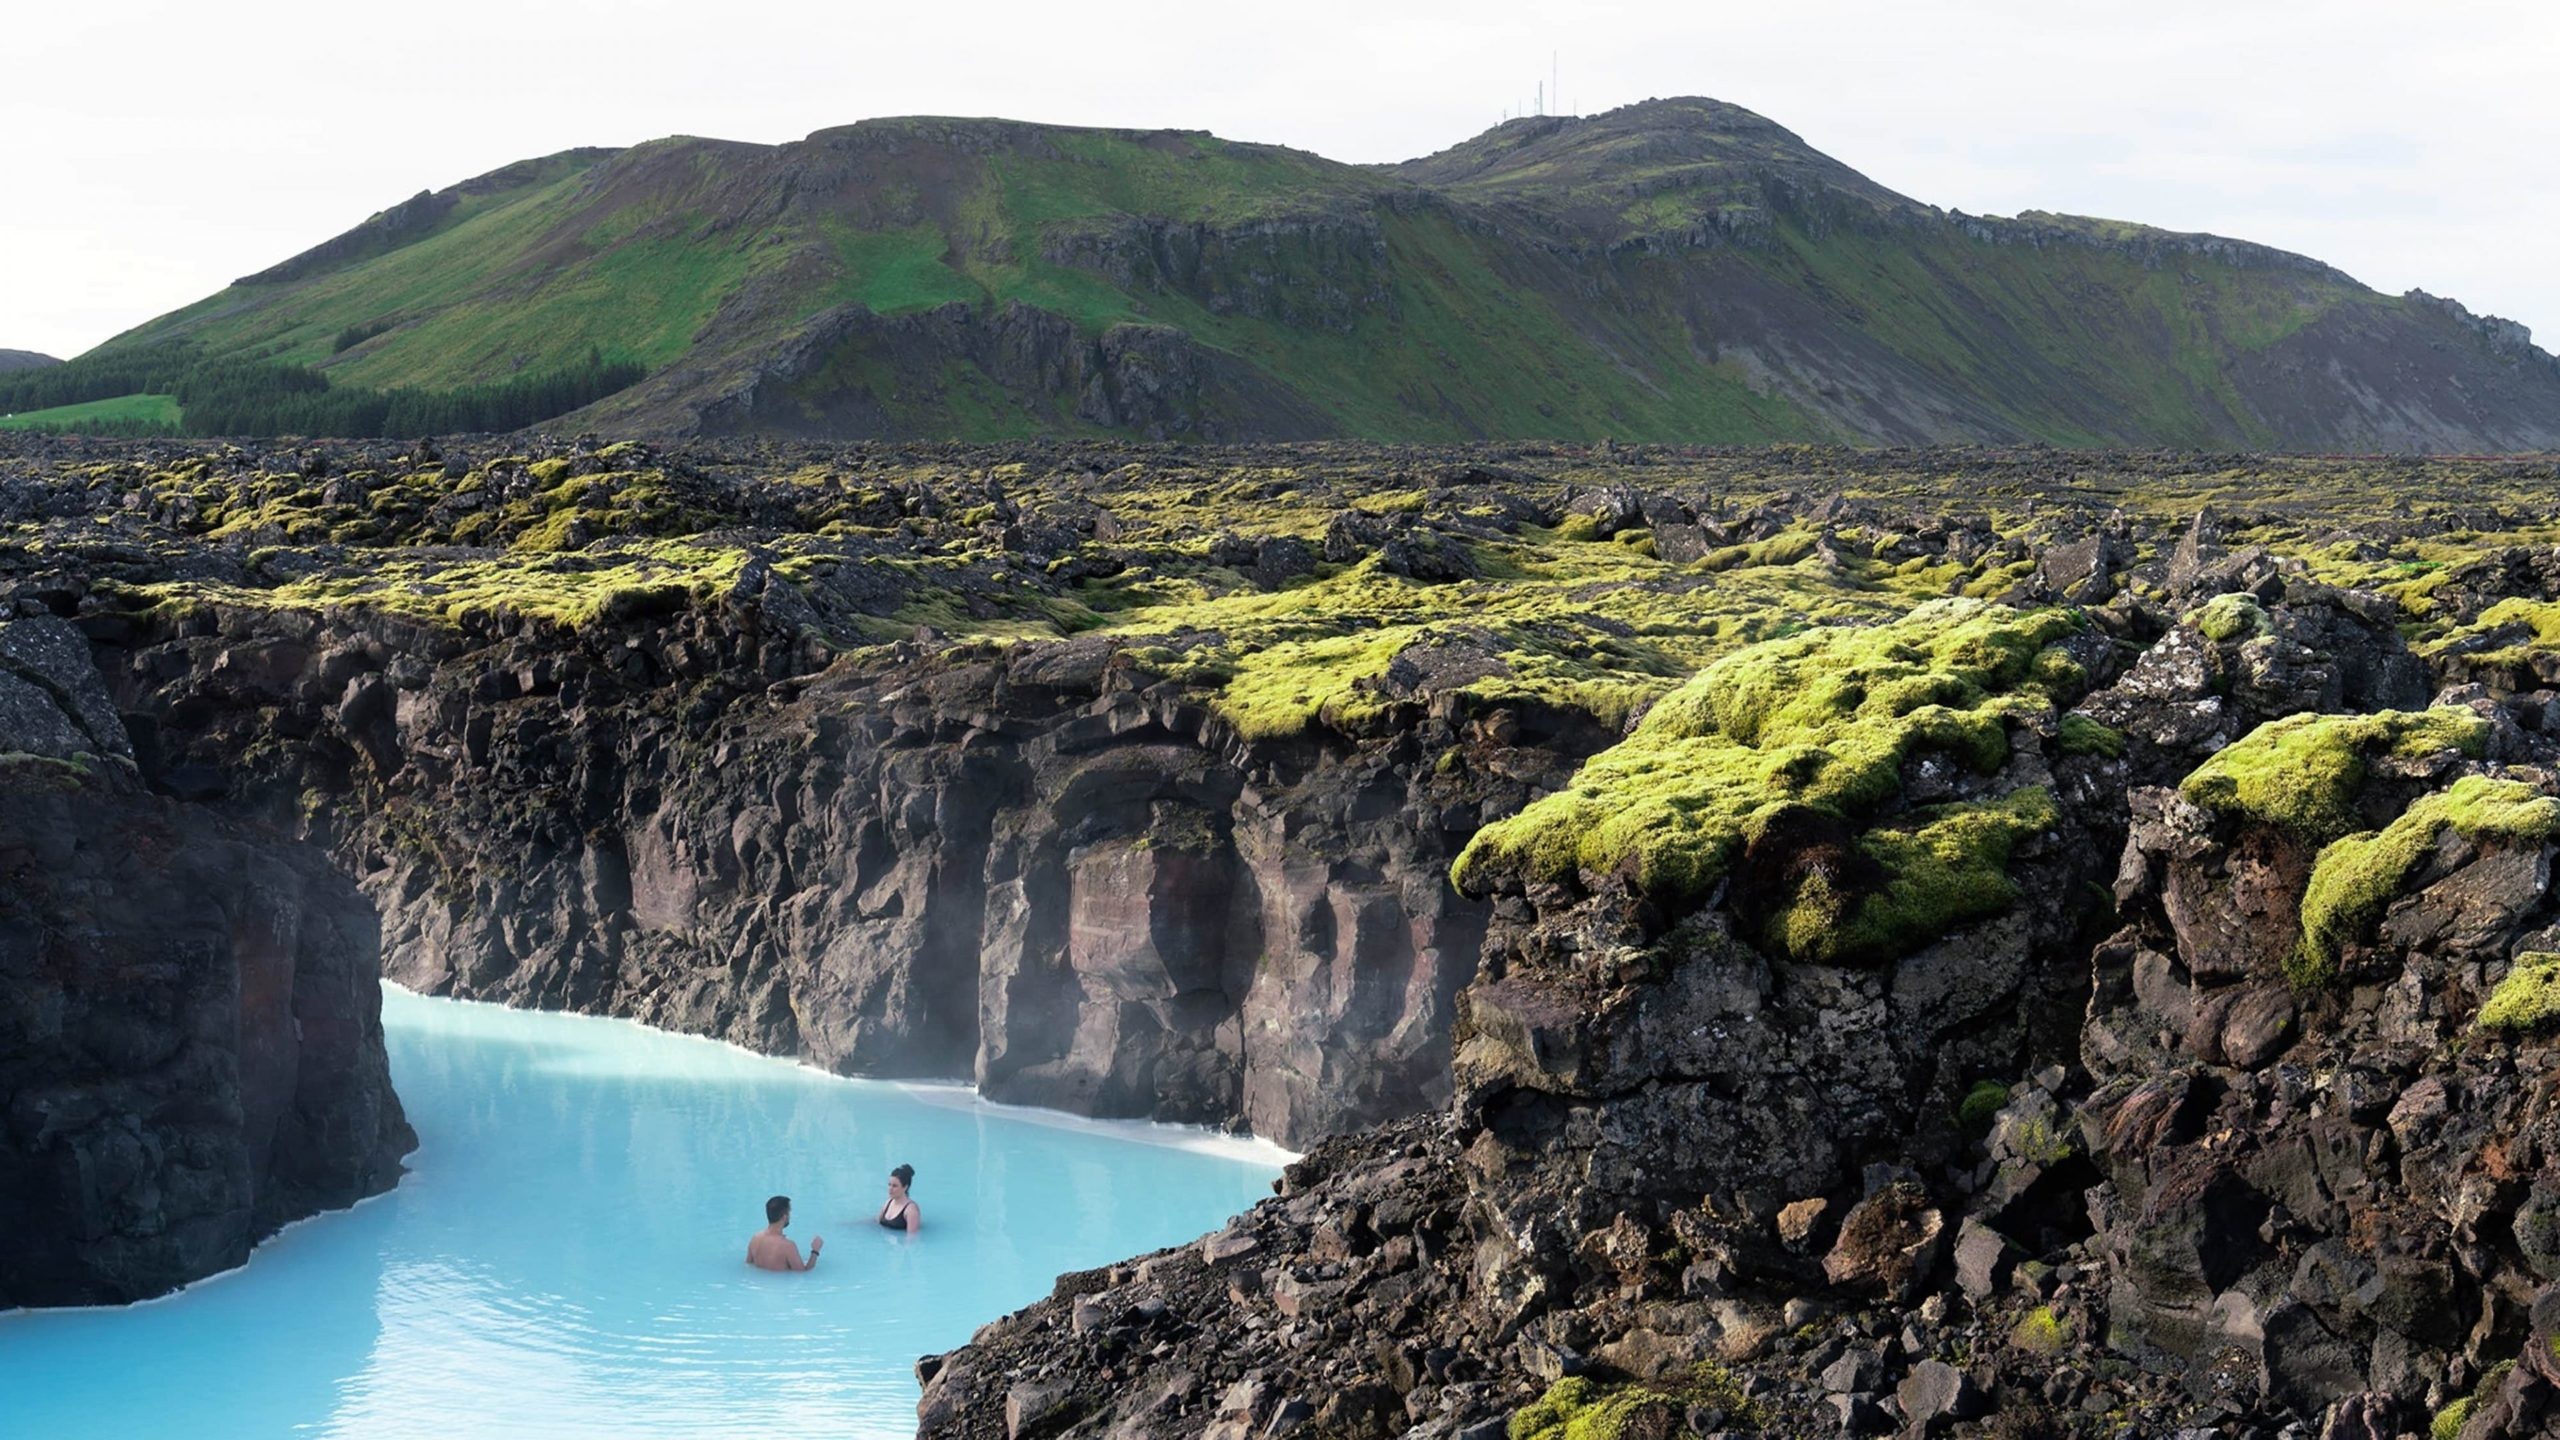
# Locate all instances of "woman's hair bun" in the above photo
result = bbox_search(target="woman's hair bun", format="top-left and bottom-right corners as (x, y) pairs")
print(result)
(892, 1163), (916, 1187)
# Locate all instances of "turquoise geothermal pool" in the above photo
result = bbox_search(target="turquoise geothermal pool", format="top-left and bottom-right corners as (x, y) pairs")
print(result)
(0, 990), (1285, 1438)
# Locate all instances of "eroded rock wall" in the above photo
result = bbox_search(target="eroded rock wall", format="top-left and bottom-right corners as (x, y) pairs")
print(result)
(914, 558), (2560, 1440)
(0, 617), (412, 1307)
(93, 599), (1573, 1149)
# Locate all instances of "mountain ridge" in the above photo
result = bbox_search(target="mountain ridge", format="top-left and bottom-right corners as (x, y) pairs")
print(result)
(69, 98), (2560, 450)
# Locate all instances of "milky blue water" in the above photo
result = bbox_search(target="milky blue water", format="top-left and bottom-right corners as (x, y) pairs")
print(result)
(0, 990), (1285, 1438)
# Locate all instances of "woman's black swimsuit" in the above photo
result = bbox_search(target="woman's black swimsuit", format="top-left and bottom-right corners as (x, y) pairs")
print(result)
(878, 1201), (912, 1231)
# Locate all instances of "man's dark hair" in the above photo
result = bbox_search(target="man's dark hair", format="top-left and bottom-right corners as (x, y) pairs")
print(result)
(766, 1195), (791, 1224)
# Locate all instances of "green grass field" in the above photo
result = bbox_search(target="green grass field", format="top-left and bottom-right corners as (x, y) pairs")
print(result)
(0, 393), (181, 431)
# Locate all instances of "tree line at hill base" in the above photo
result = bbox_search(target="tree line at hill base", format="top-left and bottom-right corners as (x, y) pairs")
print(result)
(0, 341), (642, 438)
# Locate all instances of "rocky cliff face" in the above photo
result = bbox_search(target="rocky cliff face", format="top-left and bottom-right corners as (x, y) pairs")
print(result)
(2, 434), (1688, 1152)
(688, 300), (1340, 443)
(18, 434), (2560, 1432)
(0, 616), (413, 1308)
(902, 483), (2560, 1439)
(89, 603), (1546, 1148)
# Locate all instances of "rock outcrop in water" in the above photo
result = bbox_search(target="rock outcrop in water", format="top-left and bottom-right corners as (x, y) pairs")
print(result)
(0, 616), (414, 1307)
(15, 433), (2560, 1432)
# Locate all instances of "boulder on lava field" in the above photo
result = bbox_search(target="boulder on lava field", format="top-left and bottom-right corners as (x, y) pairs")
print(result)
(1380, 529), (1477, 582)
(1821, 1179), (1948, 1303)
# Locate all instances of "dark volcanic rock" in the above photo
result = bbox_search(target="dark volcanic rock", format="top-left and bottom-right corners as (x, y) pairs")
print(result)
(99, 602), (1527, 1148)
(0, 618), (413, 1306)
(2037, 525), (2128, 603)
(22, 436), (2560, 1435)
(1379, 529), (1479, 583)
(898, 470), (2560, 1438)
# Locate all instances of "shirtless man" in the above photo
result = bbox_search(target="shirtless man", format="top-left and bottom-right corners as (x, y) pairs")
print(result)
(747, 1194), (822, 1272)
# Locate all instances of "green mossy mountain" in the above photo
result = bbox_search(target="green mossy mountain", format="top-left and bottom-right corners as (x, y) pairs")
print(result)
(91, 98), (2560, 448)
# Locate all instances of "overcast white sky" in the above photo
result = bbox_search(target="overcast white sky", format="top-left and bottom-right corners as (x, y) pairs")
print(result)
(6, 0), (2554, 362)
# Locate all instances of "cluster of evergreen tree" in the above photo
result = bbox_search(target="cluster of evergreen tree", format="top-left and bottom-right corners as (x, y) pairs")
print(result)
(331, 319), (396, 354)
(4, 416), (181, 438)
(175, 352), (644, 436)
(0, 345), (204, 413)
(0, 342), (644, 438)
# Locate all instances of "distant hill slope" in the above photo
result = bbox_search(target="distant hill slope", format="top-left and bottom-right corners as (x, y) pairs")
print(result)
(0, 351), (61, 373)
(89, 98), (2560, 449)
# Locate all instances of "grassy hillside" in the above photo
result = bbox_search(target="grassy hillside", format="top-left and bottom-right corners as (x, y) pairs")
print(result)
(108, 128), (1367, 386)
(1744, 218), (2360, 447)
(62, 101), (2560, 449)
(0, 393), (179, 432)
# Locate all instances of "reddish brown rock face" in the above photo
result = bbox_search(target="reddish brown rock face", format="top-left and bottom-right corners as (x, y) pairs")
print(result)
(2161, 826), (2313, 984)
(1821, 1182), (1948, 1303)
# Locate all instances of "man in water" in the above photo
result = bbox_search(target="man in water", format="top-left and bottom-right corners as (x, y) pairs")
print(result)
(747, 1195), (822, 1271)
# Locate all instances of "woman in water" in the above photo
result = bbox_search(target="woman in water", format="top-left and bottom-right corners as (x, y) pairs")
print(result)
(878, 1164), (921, 1233)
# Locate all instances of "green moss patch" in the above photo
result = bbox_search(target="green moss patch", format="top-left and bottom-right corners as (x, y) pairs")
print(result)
(1195, 624), (1420, 740)
(1957, 1080), (2011, 1133)
(131, 540), (755, 631)
(1509, 1367), (1757, 1440)
(1453, 599), (2076, 953)
(1769, 787), (2058, 964)
(2432, 1359), (2515, 1440)
(2011, 1305), (2073, 1355)
(2427, 597), (2560, 674)
(2481, 953), (2560, 1033)
(2056, 712), (2126, 759)
(1098, 514), (1981, 740)
(2179, 709), (2490, 845)
(2466, 597), (2560, 650)
(2294, 776), (2560, 987)
(1696, 527), (1819, 573)
(2187, 591), (2268, 642)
